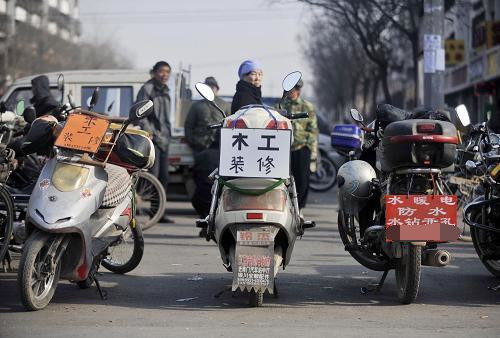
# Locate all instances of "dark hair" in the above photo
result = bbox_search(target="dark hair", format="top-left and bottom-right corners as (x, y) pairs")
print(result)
(152, 61), (171, 73)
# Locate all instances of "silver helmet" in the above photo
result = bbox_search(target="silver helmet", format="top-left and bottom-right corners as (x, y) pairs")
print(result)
(337, 160), (376, 214)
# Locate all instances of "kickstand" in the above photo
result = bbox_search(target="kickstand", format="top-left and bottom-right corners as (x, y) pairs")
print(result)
(361, 270), (389, 295)
(93, 277), (108, 300)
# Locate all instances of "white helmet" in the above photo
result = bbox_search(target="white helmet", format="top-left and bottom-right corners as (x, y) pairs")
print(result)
(337, 160), (377, 214)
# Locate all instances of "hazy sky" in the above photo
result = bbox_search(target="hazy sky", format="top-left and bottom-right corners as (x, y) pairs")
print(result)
(79, 0), (314, 97)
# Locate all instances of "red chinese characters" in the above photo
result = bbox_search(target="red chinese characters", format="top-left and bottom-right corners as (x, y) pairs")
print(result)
(385, 195), (459, 242)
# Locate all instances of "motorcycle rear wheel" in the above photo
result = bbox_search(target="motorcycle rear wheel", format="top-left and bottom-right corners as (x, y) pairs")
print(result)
(395, 244), (421, 304)
(101, 222), (144, 274)
(470, 213), (500, 278)
(337, 210), (391, 271)
(135, 172), (166, 231)
(309, 155), (337, 192)
(18, 232), (60, 311)
(249, 290), (264, 307)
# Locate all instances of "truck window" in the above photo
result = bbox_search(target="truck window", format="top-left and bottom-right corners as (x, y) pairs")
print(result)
(81, 86), (133, 117)
(4, 87), (61, 111)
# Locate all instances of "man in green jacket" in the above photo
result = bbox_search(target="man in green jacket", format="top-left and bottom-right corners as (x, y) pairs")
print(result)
(282, 79), (318, 210)
(184, 77), (230, 154)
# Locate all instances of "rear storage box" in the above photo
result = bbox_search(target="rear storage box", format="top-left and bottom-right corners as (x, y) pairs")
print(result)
(381, 119), (457, 171)
(331, 124), (362, 149)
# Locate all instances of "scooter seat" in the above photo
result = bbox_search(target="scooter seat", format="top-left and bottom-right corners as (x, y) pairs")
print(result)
(101, 164), (131, 208)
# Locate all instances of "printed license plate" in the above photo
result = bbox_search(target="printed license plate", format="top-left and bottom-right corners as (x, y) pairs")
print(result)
(385, 194), (459, 242)
(237, 230), (274, 246)
(55, 114), (110, 153)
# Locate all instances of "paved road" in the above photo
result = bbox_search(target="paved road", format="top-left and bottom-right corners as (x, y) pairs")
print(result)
(1, 190), (499, 337)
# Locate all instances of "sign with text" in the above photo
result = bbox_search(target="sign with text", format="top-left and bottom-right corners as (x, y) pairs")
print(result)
(219, 128), (291, 178)
(55, 114), (109, 153)
(385, 195), (459, 242)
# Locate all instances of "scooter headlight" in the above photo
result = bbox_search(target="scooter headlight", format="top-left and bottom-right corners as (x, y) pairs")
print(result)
(223, 189), (286, 212)
(52, 163), (90, 192)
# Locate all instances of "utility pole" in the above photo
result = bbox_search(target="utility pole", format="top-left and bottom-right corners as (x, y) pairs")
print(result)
(422, 0), (445, 109)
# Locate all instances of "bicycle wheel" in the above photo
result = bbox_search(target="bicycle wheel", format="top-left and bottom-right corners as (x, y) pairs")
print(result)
(134, 172), (166, 231)
(101, 221), (144, 274)
(0, 185), (14, 262)
(309, 155), (338, 192)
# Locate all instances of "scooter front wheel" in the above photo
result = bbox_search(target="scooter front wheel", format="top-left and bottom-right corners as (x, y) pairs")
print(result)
(18, 231), (60, 311)
(395, 244), (421, 304)
(249, 290), (264, 307)
(102, 221), (144, 274)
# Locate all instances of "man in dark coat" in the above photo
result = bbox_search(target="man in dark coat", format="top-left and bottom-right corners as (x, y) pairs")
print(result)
(184, 77), (230, 153)
(30, 75), (59, 118)
(136, 61), (173, 223)
(231, 60), (263, 114)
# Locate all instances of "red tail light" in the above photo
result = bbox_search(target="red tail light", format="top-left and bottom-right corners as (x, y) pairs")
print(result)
(226, 119), (248, 128)
(266, 120), (289, 129)
(246, 212), (263, 220)
(417, 123), (436, 133)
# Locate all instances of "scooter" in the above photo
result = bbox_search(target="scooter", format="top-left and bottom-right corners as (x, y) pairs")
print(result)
(17, 90), (155, 310)
(195, 72), (315, 307)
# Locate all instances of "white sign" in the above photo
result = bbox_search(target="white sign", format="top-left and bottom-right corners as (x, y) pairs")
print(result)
(219, 128), (291, 178)
(424, 34), (441, 51)
(424, 50), (436, 73)
(435, 48), (445, 71)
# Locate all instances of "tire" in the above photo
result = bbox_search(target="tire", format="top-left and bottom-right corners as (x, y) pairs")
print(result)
(395, 244), (421, 304)
(134, 172), (166, 231)
(0, 185), (14, 262)
(18, 232), (60, 311)
(337, 210), (391, 271)
(77, 278), (93, 289)
(309, 155), (338, 192)
(249, 290), (264, 307)
(470, 212), (500, 278)
(101, 221), (144, 274)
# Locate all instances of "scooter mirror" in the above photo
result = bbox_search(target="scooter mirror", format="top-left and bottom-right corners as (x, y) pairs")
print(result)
(23, 106), (36, 123)
(88, 87), (100, 109)
(57, 73), (65, 91)
(195, 83), (215, 102)
(455, 104), (470, 127)
(350, 108), (364, 123)
(15, 99), (25, 116)
(128, 99), (154, 122)
(282, 71), (302, 92)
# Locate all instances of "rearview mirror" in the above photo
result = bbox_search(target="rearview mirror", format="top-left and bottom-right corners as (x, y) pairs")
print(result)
(88, 87), (100, 109)
(350, 108), (364, 123)
(455, 104), (470, 127)
(15, 99), (25, 116)
(282, 71), (302, 92)
(195, 83), (215, 102)
(23, 106), (37, 123)
(57, 74), (64, 91)
(128, 100), (153, 122)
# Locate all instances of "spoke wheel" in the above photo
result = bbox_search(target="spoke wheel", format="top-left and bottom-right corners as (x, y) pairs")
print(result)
(309, 156), (337, 192)
(134, 172), (166, 231)
(101, 222), (144, 274)
(395, 244), (421, 304)
(0, 185), (14, 262)
(18, 232), (60, 311)
(470, 212), (500, 278)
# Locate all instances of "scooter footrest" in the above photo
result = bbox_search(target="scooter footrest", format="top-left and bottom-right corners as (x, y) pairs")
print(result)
(196, 219), (209, 229)
(303, 220), (316, 229)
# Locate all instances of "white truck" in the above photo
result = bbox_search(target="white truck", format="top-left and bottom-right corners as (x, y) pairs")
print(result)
(0, 69), (195, 200)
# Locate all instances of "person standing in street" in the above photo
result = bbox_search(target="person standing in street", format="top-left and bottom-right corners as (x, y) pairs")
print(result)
(185, 76), (230, 154)
(282, 79), (318, 210)
(136, 61), (174, 223)
(185, 77), (230, 228)
(231, 60), (263, 114)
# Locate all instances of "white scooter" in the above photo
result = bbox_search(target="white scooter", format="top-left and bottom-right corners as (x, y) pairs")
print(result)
(195, 72), (315, 307)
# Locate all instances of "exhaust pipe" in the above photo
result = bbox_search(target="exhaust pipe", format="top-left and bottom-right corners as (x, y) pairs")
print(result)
(422, 249), (451, 267)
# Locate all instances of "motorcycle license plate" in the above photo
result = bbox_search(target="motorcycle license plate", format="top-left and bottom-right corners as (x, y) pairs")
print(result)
(237, 229), (274, 246)
(55, 114), (110, 153)
(385, 195), (459, 242)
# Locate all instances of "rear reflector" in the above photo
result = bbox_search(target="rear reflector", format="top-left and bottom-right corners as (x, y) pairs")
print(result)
(417, 123), (436, 133)
(246, 212), (263, 220)
(226, 119), (248, 128)
(266, 120), (289, 129)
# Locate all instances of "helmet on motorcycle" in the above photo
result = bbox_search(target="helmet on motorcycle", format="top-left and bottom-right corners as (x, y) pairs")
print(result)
(337, 160), (376, 214)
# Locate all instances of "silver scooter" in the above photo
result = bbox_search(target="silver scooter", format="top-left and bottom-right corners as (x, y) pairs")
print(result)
(195, 72), (315, 307)
(17, 93), (155, 311)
